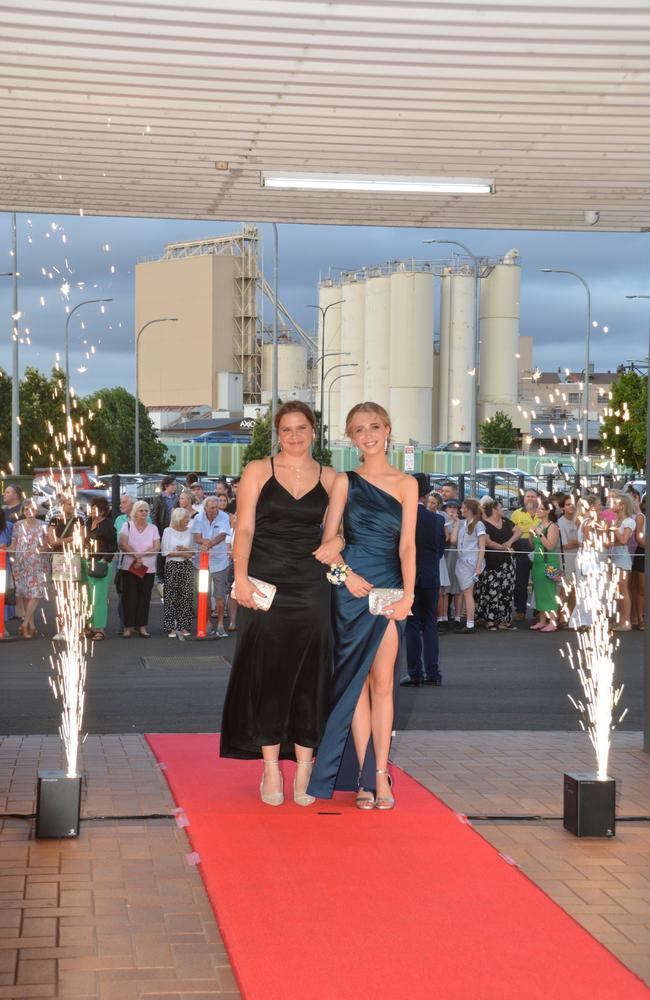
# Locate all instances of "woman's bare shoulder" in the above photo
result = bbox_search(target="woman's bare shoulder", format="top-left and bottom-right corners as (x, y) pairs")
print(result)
(391, 470), (418, 498)
(241, 458), (272, 480)
(320, 465), (339, 489)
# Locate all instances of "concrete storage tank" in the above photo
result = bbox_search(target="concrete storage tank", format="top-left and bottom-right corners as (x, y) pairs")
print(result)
(318, 281), (344, 439)
(479, 252), (521, 421)
(336, 279), (366, 441)
(437, 267), (452, 442)
(363, 273), (391, 408)
(388, 269), (434, 445)
(446, 270), (475, 443)
(262, 342), (308, 394)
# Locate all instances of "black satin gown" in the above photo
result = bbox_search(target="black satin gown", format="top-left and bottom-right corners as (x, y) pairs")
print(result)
(219, 460), (331, 760)
(308, 471), (404, 799)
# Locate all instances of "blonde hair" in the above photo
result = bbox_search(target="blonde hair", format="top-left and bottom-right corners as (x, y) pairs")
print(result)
(171, 506), (190, 528)
(131, 500), (150, 521)
(615, 491), (636, 523)
(344, 402), (392, 463)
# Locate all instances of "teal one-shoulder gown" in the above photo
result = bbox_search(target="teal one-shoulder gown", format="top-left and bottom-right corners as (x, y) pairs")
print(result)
(308, 471), (403, 799)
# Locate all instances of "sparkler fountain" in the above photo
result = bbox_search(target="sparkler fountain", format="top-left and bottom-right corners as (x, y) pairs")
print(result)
(559, 503), (624, 837)
(36, 478), (89, 838)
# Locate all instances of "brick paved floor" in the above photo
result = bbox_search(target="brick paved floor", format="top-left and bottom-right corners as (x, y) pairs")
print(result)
(0, 736), (240, 999)
(393, 730), (650, 987)
(0, 732), (648, 996)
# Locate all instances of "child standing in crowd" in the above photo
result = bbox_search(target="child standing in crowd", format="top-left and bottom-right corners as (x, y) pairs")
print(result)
(450, 498), (485, 634)
(441, 500), (460, 630)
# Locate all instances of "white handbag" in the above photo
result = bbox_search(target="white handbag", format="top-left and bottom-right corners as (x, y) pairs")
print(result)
(231, 576), (276, 611)
(368, 588), (404, 616)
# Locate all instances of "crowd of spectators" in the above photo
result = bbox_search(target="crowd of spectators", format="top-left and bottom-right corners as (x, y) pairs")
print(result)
(0, 473), (644, 641)
(430, 480), (645, 634)
(0, 474), (240, 641)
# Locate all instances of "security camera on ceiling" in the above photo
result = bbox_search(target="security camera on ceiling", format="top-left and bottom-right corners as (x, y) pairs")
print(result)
(584, 210), (600, 226)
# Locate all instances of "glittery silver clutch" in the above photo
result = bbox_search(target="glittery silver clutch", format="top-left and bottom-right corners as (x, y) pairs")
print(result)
(368, 588), (404, 615)
(231, 576), (276, 611)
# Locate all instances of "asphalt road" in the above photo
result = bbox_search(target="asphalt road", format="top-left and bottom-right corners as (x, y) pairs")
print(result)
(0, 592), (644, 735)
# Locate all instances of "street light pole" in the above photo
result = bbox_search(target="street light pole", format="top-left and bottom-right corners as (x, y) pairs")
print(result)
(1, 212), (20, 474)
(424, 238), (481, 493)
(327, 367), (358, 449)
(307, 299), (345, 450)
(624, 292), (650, 755)
(64, 297), (113, 456)
(135, 317), (178, 474)
(540, 269), (592, 483)
(10, 213), (19, 474)
(271, 223), (279, 451)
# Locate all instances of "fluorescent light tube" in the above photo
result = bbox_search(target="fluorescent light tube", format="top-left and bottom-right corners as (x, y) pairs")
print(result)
(260, 172), (494, 195)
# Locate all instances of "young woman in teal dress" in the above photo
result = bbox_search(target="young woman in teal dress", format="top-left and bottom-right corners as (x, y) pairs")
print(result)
(309, 402), (417, 810)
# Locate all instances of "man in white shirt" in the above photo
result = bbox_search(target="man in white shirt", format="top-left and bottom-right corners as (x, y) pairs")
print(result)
(192, 497), (231, 637)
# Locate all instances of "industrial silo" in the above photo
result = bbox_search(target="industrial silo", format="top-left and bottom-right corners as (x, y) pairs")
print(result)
(437, 267), (452, 442)
(262, 342), (308, 395)
(318, 280), (344, 440)
(363, 272), (391, 409)
(479, 251), (521, 422)
(388, 269), (434, 446)
(446, 269), (475, 443)
(336, 279), (366, 441)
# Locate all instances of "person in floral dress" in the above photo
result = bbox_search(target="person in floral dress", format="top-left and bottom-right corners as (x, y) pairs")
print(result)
(9, 498), (48, 638)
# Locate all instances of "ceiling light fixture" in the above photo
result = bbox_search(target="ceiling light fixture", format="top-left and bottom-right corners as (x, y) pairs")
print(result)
(260, 172), (495, 195)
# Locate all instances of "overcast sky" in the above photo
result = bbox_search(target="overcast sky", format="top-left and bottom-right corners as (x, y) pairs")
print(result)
(1, 211), (648, 398)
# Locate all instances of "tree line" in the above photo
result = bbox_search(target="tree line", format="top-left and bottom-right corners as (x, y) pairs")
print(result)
(0, 366), (171, 475)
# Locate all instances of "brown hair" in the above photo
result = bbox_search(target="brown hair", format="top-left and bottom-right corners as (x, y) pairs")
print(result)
(462, 497), (481, 534)
(274, 401), (316, 433)
(344, 401), (391, 438)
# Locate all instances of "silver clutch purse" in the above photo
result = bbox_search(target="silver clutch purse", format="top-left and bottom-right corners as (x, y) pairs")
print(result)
(231, 576), (277, 611)
(368, 588), (404, 615)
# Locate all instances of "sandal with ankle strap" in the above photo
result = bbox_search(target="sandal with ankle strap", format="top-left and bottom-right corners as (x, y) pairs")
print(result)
(355, 770), (375, 811)
(293, 760), (315, 807)
(375, 769), (395, 811)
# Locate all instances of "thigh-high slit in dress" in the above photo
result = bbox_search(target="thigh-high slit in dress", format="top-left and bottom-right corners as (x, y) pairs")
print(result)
(308, 471), (403, 799)
(219, 460), (331, 760)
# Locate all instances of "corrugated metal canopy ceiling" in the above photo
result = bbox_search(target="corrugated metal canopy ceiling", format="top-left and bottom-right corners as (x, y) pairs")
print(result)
(1, 0), (649, 231)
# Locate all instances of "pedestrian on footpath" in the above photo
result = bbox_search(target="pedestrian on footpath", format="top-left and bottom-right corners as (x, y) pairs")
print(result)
(192, 497), (231, 637)
(161, 507), (196, 638)
(510, 489), (540, 621)
(450, 498), (485, 634)
(402, 473), (446, 687)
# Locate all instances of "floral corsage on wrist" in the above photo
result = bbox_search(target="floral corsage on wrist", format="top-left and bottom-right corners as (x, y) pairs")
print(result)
(326, 563), (351, 586)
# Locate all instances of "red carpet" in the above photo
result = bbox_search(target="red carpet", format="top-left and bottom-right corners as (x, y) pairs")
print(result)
(146, 734), (648, 1000)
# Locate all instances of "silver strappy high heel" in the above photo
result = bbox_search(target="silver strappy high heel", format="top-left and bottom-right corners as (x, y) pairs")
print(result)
(355, 769), (375, 811)
(260, 760), (284, 806)
(293, 760), (316, 807)
(375, 768), (395, 811)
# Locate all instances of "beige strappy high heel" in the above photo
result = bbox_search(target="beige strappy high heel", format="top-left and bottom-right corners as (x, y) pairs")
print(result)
(293, 760), (315, 807)
(375, 769), (395, 811)
(260, 760), (284, 806)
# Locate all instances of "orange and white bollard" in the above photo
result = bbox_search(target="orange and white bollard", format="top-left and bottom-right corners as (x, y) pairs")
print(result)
(0, 549), (5, 632)
(0, 549), (14, 642)
(196, 549), (210, 640)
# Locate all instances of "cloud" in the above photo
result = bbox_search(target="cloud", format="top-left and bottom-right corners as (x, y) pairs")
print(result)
(0, 213), (648, 395)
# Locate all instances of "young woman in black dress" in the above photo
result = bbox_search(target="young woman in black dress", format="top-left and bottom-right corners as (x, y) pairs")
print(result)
(220, 402), (337, 806)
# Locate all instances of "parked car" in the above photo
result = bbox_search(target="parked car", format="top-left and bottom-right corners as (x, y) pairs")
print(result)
(534, 461), (578, 492)
(475, 468), (539, 509)
(433, 441), (471, 452)
(34, 466), (104, 491)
